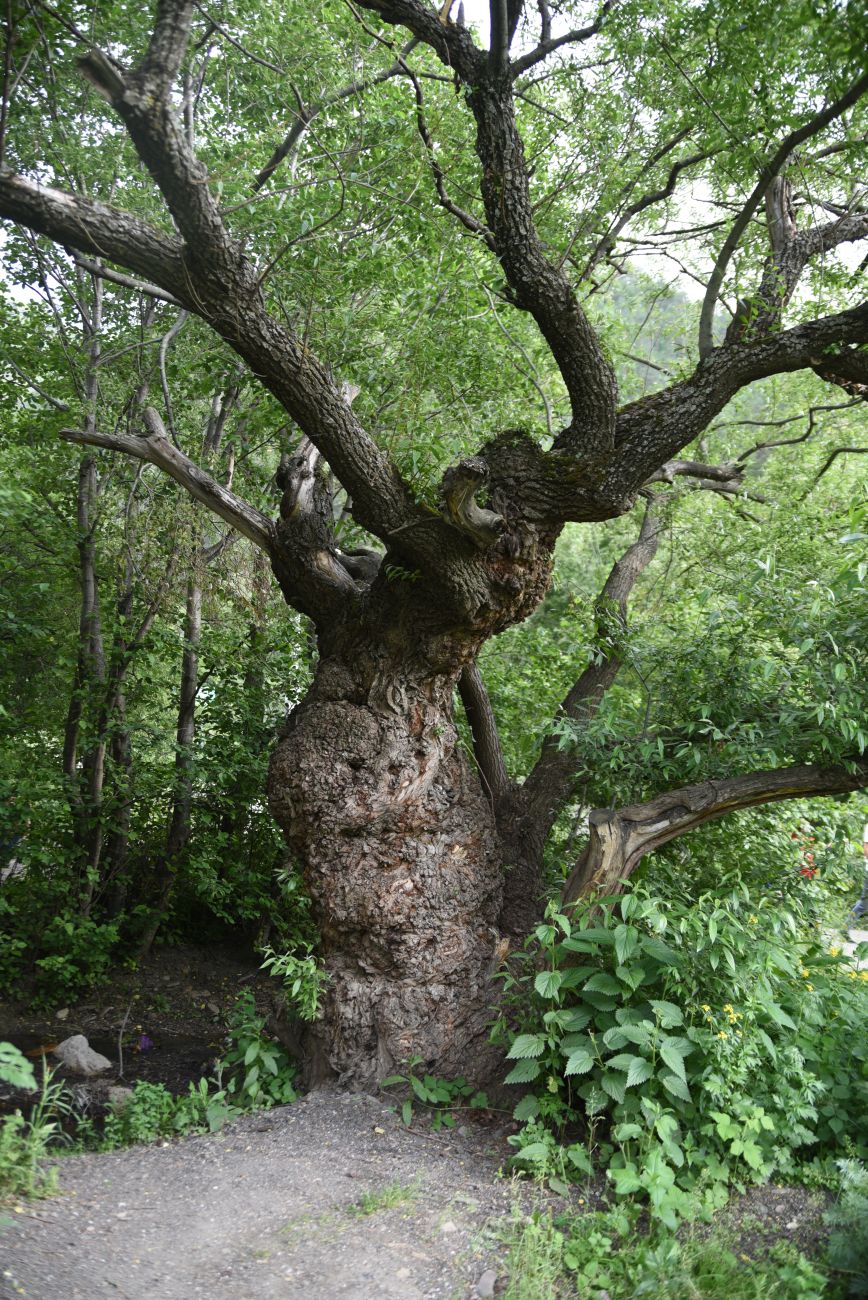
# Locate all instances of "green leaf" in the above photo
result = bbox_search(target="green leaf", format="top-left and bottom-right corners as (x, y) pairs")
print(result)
(764, 1001), (797, 1031)
(660, 1071), (691, 1103)
(626, 1057), (654, 1088)
(505, 1058), (542, 1085)
(640, 938), (679, 966)
(507, 1033), (546, 1060)
(513, 1094), (541, 1122)
(512, 1141), (551, 1164)
(649, 1000), (684, 1027)
(613, 1122), (643, 1142)
(614, 924), (638, 966)
(561, 1007), (592, 1032)
(566, 1144), (593, 1174)
(601, 1072), (626, 1103)
(616, 1022), (653, 1048)
(610, 1166), (642, 1195)
(584, 973), (622, 995)
(402, 1099), (413, 1126)
(564, 1048), (595, 1076)
(534, 970), (564, 999)
(659, 1040), (687, 1083)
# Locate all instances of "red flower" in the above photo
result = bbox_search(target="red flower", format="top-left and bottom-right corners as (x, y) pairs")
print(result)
(799, 866), (817, 879)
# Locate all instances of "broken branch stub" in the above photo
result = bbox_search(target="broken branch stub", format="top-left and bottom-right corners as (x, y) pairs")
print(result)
(440, 456), (504, 547)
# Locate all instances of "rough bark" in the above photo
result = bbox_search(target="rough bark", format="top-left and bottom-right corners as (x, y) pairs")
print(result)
(267, 612), (504, 1088)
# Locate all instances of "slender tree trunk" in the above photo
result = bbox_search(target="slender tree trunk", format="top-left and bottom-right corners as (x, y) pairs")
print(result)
(103, 688), (133, 917)
(137, 561), (201, 956)
(64, 448), (108, 911)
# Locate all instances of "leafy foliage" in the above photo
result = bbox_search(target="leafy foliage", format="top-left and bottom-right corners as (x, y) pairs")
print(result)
(498, 873), (868, 1225)
(215, 989), (298, 1110)
(381, 1057), (490, 1131)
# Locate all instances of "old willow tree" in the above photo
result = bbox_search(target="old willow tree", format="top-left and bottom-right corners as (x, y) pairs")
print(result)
(2, 0), (867, 1085)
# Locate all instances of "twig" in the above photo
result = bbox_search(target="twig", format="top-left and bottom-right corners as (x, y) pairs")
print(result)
(117, 997), (134, 1078)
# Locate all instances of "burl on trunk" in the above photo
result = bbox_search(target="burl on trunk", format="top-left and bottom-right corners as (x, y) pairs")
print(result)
(268, 646), (504, 1090)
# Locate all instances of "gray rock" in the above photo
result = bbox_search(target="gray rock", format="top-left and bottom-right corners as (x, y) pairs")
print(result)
(107, 1086), (134, 1110)
(475, 1270), (497, 1298)
(53, 1034), (113, 1076)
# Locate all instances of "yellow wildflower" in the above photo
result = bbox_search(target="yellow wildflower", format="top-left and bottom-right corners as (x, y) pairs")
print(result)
(701, 1004), (711, 1012)
(723, 1004), (734, 1013)
(800, 968), (810, 978)
(860, 971), (868, 982)
(829, 947), (841, 958)
(748, 916), (758, 925)
(717, 1031), (728, 1040)
(806, 983), (814, 992)
(849, 971), (858, 979)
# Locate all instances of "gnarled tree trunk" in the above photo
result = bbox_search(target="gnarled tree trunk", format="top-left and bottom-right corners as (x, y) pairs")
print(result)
(268, 625), (505, 1088)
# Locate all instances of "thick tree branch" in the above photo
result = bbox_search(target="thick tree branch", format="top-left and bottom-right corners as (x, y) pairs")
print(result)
(698, 69), (868, 356)
(726, 180), (868, 345)
(440, 456), (504, 546)
(0, 172), (187, 296)
(469, 82), (618, 460)
(458, 662), (511, 807)
(488, 0), (509, 74)
(563, 759), (868, 903)
(352, 0), (483, 80)
(647, 458), (740, 485)
(611, 302), (868, 498)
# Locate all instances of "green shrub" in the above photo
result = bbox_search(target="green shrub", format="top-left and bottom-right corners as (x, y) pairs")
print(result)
(32, 913), (120, 1005)
(0, 1058), (70, 1201)
(496, 878), (868, 1225)
(260, 944), (329, 1022)
(499, 1202), (829, 1299)
(102, 1078), (233, 1147)
(380, 1055), (489, 1129)
(215, 989), (298, 1109)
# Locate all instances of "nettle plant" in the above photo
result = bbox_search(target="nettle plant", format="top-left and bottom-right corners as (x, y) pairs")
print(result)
(496, 882), (868, 1224)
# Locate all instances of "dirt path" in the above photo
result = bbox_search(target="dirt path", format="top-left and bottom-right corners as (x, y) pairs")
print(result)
(0, 1089), (520, 1300)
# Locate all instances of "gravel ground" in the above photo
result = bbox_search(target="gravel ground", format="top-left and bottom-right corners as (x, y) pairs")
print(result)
(0, 1089), (521, 1300)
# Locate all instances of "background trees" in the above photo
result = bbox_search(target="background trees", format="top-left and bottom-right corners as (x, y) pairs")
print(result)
(0, 0), (866, 1083)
